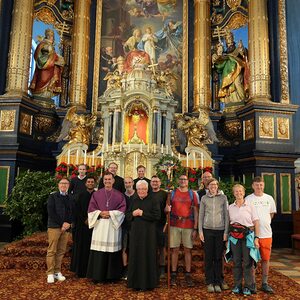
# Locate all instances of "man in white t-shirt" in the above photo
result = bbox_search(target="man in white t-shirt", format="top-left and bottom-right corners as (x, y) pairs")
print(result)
(245, 176), (276, 294)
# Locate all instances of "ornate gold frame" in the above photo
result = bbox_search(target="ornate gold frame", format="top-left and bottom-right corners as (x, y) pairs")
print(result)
(92, 0), (188, 114)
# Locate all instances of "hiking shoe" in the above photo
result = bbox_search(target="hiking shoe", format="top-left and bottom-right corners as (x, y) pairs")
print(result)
(262, 283), (274, 294)
(232, 286), (242, 294)
(243, 287), (251, 296)
(47, 274), (55, 284)
(207, 284), (215, 293)
(170, 273), (177, 286)
(214, 285), (222, 293)
(221, 281), (230, 290)
(185, 273), (195, 287)
(122, 267), (128, 280)
(54, 272), (66, 281)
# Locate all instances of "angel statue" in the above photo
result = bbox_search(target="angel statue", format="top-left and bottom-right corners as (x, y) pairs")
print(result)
(176, 110), (218, 148)
(57, 107), (97, 145)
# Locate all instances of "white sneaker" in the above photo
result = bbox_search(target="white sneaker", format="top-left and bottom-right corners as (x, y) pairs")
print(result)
(47, 274), (55, 283)
(54, 272), (66, 281)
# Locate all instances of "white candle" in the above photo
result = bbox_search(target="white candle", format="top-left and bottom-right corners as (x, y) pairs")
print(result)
(171, 151), (173, 157)
(92, 151), (95, 166)
(178, 153), (181, 160)
(201, 152), (204, 169)
(101, 153), (104, 166)
(76, 149), (79, 165)
(166, 145), (168, 155)
(140, 143), (143, 152)
(84, 150), (87, 164)
(161, 144), (164, 154)
(106, 142), (109, 152)
(193, 152), (196, 168)
(186, 152), (189, 168)
(67, 149), (70, 165)
(147, 143), (150, 153)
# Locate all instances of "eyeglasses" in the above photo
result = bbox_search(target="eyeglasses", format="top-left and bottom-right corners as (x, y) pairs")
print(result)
(59, 182), (69, 185)
(179, 178), (188, 181)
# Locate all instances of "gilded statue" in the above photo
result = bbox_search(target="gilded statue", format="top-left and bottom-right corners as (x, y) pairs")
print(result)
(176, 110), (218, 148)
(212, 30), (249, 109)
(29, 29), (65, 99)
(103, 70), (122, 89)
(57, 107), (97, 145)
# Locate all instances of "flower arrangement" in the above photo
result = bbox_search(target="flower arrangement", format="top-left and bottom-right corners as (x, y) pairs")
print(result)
(55, 162), (103, 181)
(185, 166), (213, 190)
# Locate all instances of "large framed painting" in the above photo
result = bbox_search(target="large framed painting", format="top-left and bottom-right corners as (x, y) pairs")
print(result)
(95, 0), (188, 113)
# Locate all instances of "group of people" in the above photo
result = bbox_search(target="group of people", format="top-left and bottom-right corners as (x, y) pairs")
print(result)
(46, 163), (276, 295)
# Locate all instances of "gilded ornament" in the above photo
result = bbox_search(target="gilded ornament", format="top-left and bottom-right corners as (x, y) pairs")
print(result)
(259, 116), (274, 139)
(19, 113), (32, 135)
(56, 107), (97, 145)
(33, 115), (57, 135)
(226, 13), (247, 30)
(224, 120), (241, 139)
(226, 0), (242, 10)
(0, 110), (16, 132)
(34, 8), (57, 25)
(243, 119), (254, 140)
(277, 117), (289, 140)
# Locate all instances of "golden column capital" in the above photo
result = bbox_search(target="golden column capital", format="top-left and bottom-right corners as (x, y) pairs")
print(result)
(193, 0), (211, 112)
(278, 0), (290, 104)
(5, 0), (34, 96)
(248, 0), (271, 101)
(69, 0), (92, 110)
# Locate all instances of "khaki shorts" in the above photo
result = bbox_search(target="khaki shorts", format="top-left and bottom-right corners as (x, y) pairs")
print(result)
(170, 227), (193, 249)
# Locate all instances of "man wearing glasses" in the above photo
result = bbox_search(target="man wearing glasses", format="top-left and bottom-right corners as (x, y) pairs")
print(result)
(165, 174), (198, 287)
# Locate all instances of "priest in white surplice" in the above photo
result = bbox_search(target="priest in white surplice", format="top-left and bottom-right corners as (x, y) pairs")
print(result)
(86, 171), (126, 282)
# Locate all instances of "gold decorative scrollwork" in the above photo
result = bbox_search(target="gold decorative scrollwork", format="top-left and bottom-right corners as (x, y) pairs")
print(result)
(259, 116), (274, 139)
(225, 13), (247, 30)
(0, 110), (16, 132)
(226, 0), (242, 10)
(19, 113), (32, 135)
(243, 118), (254, 140)
(224, 120), (241, 139)
(33, 115), (57, 135)
(277, 117), (289, 140)
(34, 8), (57, 24)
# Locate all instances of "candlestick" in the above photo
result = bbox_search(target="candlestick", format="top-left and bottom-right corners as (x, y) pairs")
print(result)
(166, 145), (168, 155)
(76, 149), (79, 165)
(178, 153), (181, 160)
(201, 152), (204, 169)
(161, 144), (164, 154)
(171, 151), (173, 157)
(67, 149), (70, 165)
(147, 143), (150, 153)
(84, 150), (87, 165)
(193, 152), (196, 168)
(186, 151), (189, 168)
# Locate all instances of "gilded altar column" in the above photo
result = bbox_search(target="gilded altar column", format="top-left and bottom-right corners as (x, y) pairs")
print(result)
(278, 0), (290, 104)
(193, 0), (211, 111)
(248, 0), (271, 101)
(5, 0), (34, 95)
(69, 0), (91, 110)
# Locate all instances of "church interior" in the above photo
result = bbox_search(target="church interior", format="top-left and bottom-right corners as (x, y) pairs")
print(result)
(0, 0), (300, 298)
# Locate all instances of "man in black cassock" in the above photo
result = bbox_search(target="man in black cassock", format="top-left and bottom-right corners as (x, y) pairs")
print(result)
(150, 175), (168, 279)
(133, 165), (151, 191)
(69, 164), (88, 195)
(126, 180), (160, 291)
(70, 176), (95, 277)
(98, 162), (125, 193)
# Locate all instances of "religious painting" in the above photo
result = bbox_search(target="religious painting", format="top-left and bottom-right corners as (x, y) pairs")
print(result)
(19, 112), (33, 135)
(99, 0), (186, 112)
(0, 110), (16, 132)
